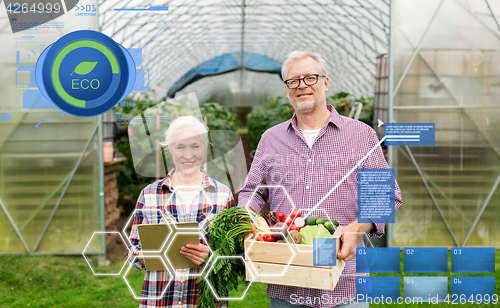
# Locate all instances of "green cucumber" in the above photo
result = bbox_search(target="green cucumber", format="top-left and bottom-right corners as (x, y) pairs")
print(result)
(323, 221), (335, 234)
(304, 216), (319, 226)
(316, 218), (329, 225)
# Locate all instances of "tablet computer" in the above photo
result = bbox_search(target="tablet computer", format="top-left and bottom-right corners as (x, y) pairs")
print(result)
(137, 222), (201, 271)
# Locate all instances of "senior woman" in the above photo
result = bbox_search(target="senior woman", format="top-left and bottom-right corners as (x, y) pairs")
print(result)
(127, 115), (234, 308)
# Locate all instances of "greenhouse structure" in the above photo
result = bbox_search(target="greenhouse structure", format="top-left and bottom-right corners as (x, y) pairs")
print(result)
(0, 0), (499, 256)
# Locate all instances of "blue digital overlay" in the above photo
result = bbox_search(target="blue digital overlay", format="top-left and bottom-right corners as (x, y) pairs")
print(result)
(404, 247), (447, 273)
(451, 247), (495, 273)
(357, 277), (400, 303)
(313, 238), (336, 266)
(35, 115), (48, 128)
(384, 123), (435, 146)
(15, 66), (37, 88)
(1, 113), (11, 122)
(404, 277), (448, 303)
(133, 69), (149, 91)
(356, 247), (400, 273)
(114, 6), (169, 12)
(128, 48), (143, 66)
(358, 168), (395, 223)
(23, 90), (57, 109)
(35, 30), (136, 117)
(59, 47), (113, 101)
(451, 277), (495, 302)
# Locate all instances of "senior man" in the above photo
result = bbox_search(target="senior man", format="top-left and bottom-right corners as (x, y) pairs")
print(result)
(238, 51), (402, 308)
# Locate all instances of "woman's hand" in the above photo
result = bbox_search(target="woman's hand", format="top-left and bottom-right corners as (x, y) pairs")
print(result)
(180, 243), (210, 265)
(137, 251), (145, 266)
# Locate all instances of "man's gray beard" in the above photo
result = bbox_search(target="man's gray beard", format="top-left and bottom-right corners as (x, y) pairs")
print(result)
(289, 97), (322, 115)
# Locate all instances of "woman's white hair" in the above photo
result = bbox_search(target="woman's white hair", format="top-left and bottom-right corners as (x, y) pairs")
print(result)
(281, 51), (328, 80)
(161, 115), (209, 149)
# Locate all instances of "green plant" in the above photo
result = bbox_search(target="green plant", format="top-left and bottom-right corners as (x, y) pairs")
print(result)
(247, 96), (294, 151)
(327, 92), (374, 127)
(197, 207), (252, 308)
(115, 94), (161, 214)
(200, 102), (239, 131)
(247, 93), (375, 152)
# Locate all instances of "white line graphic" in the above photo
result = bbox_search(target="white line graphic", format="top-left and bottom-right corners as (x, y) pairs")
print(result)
(305, 136), (387, 218)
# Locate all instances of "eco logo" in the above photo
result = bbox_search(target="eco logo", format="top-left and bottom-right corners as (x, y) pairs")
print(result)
(35, 30), (136, 117)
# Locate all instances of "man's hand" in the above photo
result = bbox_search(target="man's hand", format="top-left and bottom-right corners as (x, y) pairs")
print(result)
(180, 243), (211, 265)
(333, 220), (374, 262)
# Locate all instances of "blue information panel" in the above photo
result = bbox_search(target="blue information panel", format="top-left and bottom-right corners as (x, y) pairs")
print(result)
(451, 247), (495, 273)
(384, 123), (435, 146)
(451, 277), (495, 303)
(357, 277), (400, 303)
(404, 247), (448, 273)
(404, 277), (448, 303)
(313, 238), (336, 266)
(358, 169), (395, 224)
(356, 247), (400, 273)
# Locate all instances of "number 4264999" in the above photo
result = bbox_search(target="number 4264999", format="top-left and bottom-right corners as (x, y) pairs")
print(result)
(6, 3), (62, 14)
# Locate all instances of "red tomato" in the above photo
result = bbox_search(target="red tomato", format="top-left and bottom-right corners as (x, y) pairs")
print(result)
(289, 224), (299, 232)
(284, 216), (293, 226)
(289, 209), (301, 220)
(276, 211), (285, 221)
(263, 234), (275, 242)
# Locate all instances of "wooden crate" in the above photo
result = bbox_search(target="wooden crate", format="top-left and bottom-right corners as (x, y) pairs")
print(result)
(244, 238), (345, 291)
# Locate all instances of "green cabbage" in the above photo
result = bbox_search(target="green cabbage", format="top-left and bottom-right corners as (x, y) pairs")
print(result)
(299, 225), (332, 245)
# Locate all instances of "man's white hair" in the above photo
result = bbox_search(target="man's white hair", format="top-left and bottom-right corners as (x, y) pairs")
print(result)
(161, 115), (209, 149)
(281, 51), (328, 80)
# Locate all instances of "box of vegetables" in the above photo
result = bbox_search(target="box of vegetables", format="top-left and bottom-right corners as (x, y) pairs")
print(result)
(196, 207), (345, 307)
(244, 209), (345, 291)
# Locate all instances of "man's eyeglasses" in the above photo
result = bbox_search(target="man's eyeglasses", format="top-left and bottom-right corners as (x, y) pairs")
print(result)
(284, 74), (326, 89)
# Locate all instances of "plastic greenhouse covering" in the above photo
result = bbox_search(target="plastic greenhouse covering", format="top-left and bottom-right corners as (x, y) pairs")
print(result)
(0, 0), (499, 256)
(99, 0), (391, 101)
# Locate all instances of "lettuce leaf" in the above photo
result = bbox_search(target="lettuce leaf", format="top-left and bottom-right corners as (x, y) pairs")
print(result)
(299, 224), (332, 245)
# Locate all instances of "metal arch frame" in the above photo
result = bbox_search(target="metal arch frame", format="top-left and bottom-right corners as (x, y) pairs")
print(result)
(111, 3), (260, 43)
(104, 3), (214, 43)
(258, 18), (374, 94)
(0, 197), (31, 253)
(401, 146), (459, 247)
(397, 29), (500, 158)
(146, 31), (358, 96)
(99, 0), (389, 98)
(388, 0), (500, 247)
(116, 7), (376, 94)
(391, 0), (445, 97)
(99, 0), (211, 34)
(153, 51), (357, 99)
(33, 123), (101, 252)
(281, 2), (378, 80)
(148, 27), (358, 92)
(328, 1), (389, 46)
(101, 0), (387, 41)
(0, 122), (103, 254)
